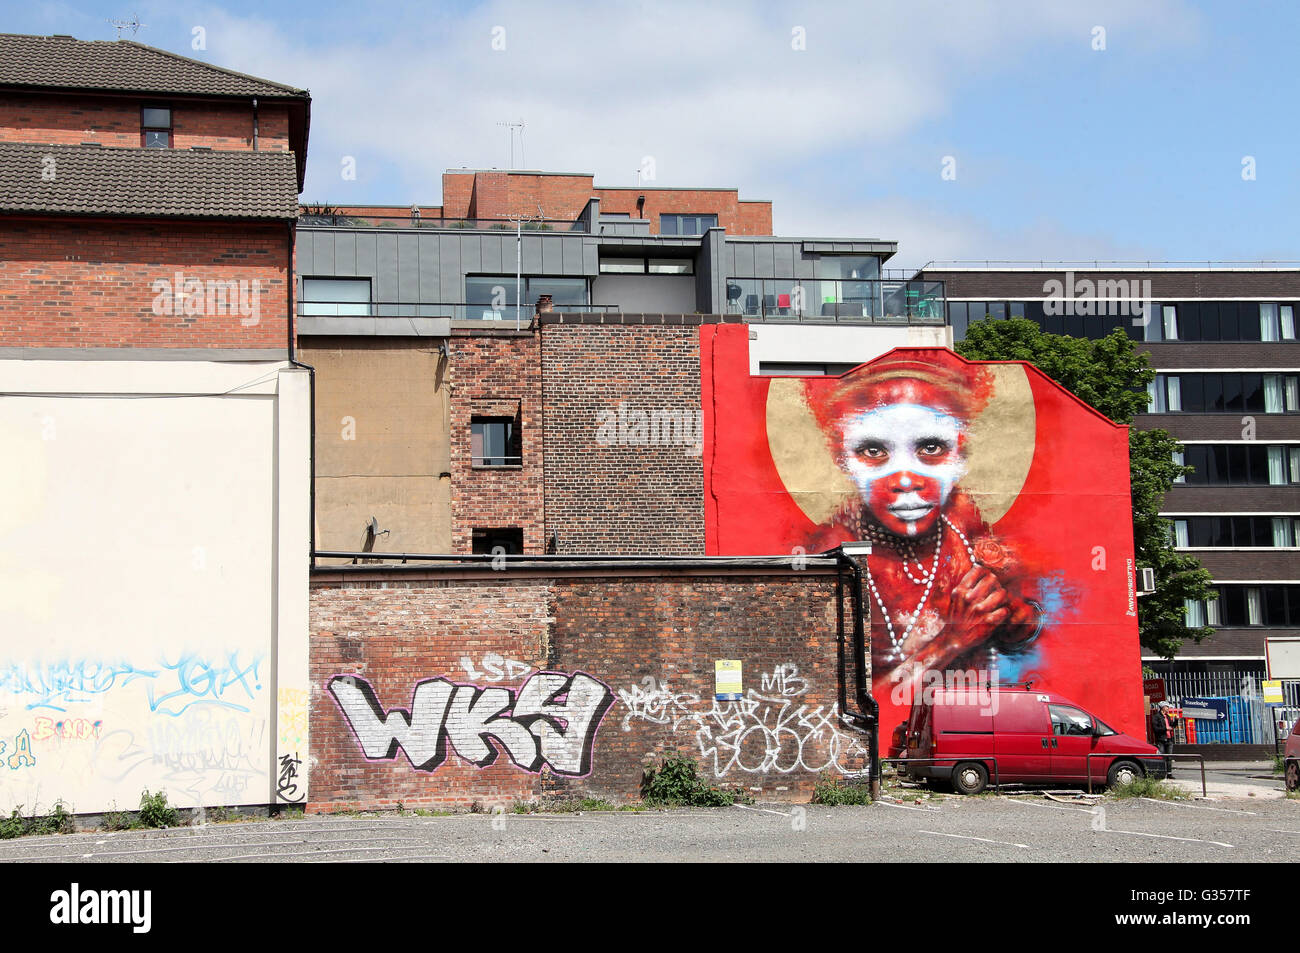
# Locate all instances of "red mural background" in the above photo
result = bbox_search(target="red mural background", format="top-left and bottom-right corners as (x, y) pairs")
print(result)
(700, 324), (1145, 740)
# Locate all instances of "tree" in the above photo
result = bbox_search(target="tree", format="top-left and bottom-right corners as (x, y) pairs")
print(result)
(955, 317), (1215, 658)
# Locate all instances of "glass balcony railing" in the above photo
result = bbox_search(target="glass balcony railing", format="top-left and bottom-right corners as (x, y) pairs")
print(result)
(297, 301), (616, 323)
(724, 278), (946, 325)
(297, 213), (584, 231)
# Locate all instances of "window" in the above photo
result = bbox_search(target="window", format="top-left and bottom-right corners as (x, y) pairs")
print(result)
(1149, 374), (1299, 413)
(471, 416), (519, 467)
(598, 257), (693, 275)
(1049, 705), (1094, 736)
(301, 278), (371, 316)
(472, 528), (523, 555)
(660, 214), (717, 235)
(466, 276), (588, 320)
(1161, 305), (1179, 340)
(1170, 515), (1300, 548)
(1172, 449), (1185, 483)
(1182, 444), (1300, 485)
(142, 106), (171, 148)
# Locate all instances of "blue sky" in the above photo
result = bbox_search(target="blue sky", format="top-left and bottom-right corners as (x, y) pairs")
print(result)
(10, 0), (1300, 267)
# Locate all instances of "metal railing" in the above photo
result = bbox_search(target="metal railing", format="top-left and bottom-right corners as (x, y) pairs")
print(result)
(298, 213), (585, 231)
(724, 277), (945, 325)
(1085, 753), (1206, 797)
(298, 301), (617, 323)
(1151, 670), (1299, 745)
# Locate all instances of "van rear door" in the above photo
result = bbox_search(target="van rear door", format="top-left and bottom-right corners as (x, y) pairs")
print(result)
(992, 692), (1053, 780)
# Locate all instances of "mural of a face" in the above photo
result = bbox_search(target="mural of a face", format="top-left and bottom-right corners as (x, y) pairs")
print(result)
(840, 403), (967, 538)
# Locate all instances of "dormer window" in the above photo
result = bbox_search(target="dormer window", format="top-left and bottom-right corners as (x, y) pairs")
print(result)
(142, 107), (172, 148)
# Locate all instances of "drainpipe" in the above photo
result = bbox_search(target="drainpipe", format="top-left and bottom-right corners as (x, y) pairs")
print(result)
(252, 97), (259, 150)
(286, 219), (316, 562)
(836, 546), (880, 798)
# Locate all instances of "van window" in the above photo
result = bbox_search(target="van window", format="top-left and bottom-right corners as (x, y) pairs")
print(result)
(1049, 705), (1094, 736)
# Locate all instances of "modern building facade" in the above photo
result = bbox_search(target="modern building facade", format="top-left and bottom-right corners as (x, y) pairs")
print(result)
(297, 171), (950, 558)
(918, 264), (1300, 676)
(0, 34), (313, 814)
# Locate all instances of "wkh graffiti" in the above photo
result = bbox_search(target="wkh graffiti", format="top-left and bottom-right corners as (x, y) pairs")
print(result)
(329, 671), (615, 776)
(620, 663), (868, 777)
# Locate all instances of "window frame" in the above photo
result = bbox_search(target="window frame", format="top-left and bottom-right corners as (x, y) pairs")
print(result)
(141, 104), (173, 149)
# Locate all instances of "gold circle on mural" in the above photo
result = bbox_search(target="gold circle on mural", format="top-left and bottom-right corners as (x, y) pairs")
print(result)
(765, 363), (1036, 527)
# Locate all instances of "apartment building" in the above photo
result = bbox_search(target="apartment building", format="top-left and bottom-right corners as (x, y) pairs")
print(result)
(917, 264), (1300, 676)
(0, 34), (312, 814)
(297, 169), (949, 557)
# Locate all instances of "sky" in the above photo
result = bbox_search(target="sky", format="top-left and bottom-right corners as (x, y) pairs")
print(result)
(8, 0), (1300, 269)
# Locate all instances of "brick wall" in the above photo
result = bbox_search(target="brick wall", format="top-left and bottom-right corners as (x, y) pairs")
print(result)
(308, 566), (866, 812)
(436, 170), (773, 233)
(448, 329), (545, 552)
(541, 324), (705, 554)
(0, 92), (290, 151)
(0, 217), (289, 348)
(596, 188), (772, 235)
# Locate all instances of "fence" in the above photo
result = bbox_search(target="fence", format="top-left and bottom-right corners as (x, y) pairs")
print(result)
(1156, 669), (1299, 745)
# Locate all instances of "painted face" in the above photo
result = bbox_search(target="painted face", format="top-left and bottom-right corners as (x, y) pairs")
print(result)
(840, 403), (966, 538)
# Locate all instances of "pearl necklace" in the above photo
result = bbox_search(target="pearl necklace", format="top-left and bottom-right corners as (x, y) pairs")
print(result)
(863, 516), (978, 662)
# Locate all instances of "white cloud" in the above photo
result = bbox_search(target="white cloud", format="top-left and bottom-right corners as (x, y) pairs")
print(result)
(151, 0), (1200, 259)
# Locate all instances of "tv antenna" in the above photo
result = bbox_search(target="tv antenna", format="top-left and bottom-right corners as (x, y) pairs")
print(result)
(107, 15), (147, 39)
(497, 119), (525, 170)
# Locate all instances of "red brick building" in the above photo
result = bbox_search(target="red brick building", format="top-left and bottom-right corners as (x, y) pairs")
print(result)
(0, 34), (314, 816)
(315, 168), (773, 235)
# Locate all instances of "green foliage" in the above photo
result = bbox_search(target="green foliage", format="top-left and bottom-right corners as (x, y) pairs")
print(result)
(0, 801), (76, 838)
(1273, 754), (1286, 775)
(101, 806), (140, 831)
(137, 790), (179, 829)
(642, 753), (744, 806)
(810, 774), (873, 806)
(1107, 776), (1189, 800)
(955, 318), (1216, 658)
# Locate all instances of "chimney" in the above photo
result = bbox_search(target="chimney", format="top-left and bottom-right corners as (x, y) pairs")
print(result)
(534, 294), (554, 315)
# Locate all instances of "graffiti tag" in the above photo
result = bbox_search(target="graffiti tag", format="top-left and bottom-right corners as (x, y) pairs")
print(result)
(328, 671), (615, 776)
(277, 752), (304, 802)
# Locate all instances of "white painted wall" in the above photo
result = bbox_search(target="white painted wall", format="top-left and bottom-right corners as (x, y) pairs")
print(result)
(0, 360), (310, 815)
(592, 274), (698, 313)
(747, 324), (954, 374)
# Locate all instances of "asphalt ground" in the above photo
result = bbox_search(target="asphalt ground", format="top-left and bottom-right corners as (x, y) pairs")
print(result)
(0, 791), (1295, 864)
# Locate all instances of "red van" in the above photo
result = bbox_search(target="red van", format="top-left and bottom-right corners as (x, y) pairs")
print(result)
(897, 686), (1165, 794)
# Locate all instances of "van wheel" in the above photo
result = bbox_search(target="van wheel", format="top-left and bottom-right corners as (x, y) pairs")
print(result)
(952, 762), (989, 795)
(1107, 760), (1143, 788)
(1286, 760), (1299, 793)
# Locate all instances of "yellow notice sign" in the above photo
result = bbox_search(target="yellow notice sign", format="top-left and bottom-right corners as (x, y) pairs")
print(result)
(1263, 680), (1284, 704)
(715, 660), (742, 700)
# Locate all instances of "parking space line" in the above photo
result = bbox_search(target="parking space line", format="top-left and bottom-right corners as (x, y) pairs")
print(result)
(732, 804), (794, 817)
(918, 830), (1030, 849)
(206, 844), (447, 863)
(1139, 798), (1255, 814)
(1100, 829), (1233, 848)
(875, 800), (940, 813)
(1002, 797), (1093, 814)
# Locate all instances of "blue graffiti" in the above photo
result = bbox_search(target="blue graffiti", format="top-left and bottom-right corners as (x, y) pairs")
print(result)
(146, 651), (264, 717)
(0, 659), (159, 711)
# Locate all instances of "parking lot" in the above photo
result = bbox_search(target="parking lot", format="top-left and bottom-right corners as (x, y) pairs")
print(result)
(0, 774), (1295, 864)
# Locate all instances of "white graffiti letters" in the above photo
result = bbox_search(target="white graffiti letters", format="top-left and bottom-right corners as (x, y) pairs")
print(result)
(328, 671), (614, 776)
(620, 664), (867, 777)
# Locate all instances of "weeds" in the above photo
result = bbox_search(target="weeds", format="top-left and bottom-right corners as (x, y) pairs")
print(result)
(642, 753), (750, 807)
(137, 790), (179, 828)
(811, 774), (873, 806)
(0, 801), (76, 839)
(1107, 776), (1190, 800)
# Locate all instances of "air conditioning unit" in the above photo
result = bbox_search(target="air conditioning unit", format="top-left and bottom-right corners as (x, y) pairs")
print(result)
(1137, 567), (1156, 596)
